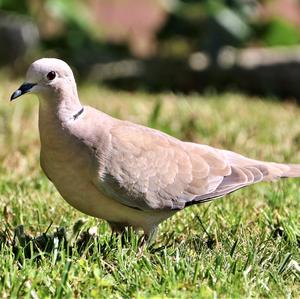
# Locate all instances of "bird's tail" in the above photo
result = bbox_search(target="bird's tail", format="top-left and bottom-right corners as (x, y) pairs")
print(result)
(221, 149), (300, 181)
(187, 150), (300, 204)
(266, 162), (300, 179)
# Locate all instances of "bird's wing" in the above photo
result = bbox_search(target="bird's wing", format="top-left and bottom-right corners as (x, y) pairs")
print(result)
(90, 122), (277, 211)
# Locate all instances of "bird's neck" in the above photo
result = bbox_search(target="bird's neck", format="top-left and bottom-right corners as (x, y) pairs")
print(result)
(38, 92), (83, 148)
(39, 92), (83, 123)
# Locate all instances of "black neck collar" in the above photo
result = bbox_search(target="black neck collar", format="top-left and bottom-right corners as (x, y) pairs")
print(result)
(73, 107), (84, 120)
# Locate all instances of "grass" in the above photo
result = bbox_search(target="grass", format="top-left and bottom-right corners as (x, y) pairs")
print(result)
(0, 77), (300, 298)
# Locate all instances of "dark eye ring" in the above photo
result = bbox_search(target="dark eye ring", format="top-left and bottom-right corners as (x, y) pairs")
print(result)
(47, 71), (56, 80)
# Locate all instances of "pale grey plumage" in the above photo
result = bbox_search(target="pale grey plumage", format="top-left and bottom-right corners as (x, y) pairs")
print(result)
(10, 58), (300, 240)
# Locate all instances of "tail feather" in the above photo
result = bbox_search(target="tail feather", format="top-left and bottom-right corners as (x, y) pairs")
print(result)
(221, 149), (300, 180)
(186, 153), (300, 205)
(277, 163), (300, 178)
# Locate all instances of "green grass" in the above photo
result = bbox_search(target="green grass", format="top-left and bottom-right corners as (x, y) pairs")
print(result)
(0, 78), (300, 298)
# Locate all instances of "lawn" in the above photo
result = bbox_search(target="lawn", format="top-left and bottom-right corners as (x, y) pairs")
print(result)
(0, 77), (299, 298)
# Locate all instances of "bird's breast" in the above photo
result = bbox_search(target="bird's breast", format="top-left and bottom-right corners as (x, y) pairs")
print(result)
(38, 112), (173, 231)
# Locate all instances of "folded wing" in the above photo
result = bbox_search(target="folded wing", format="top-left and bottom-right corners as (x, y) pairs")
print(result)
(91, 123), (297, 211)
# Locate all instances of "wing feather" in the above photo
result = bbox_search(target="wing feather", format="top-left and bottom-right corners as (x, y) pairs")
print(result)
(91, 122), (284, 211)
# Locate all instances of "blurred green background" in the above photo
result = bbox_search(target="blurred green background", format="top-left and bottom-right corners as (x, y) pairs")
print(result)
(1, 0), (300, 98)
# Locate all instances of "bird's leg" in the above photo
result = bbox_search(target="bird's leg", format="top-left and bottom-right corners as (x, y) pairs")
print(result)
(108, 222), (137, 246)
(135, 226), (159, 257)
(108, 221), (127, 234)
(109, 223), (158, 248)
(108, 221), (126, 244)
(140, 226), (158, 247)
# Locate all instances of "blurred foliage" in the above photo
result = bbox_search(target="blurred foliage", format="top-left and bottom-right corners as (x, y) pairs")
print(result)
(1, 0), (300, 93)
(1, 0), (300, 62)
(262, 19), (300, 46)
(0, 0), (29, 14)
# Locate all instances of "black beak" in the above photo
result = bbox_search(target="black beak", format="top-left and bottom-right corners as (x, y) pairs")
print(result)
(10, 83), (37, 101)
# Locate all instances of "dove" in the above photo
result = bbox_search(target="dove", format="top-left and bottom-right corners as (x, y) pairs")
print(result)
(10, 58), (300, 241)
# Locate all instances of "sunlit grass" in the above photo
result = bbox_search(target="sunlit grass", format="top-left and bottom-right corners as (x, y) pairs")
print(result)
(0, 78), (299, 298)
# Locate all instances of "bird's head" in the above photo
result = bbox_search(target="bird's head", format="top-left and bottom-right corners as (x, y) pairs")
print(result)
(10, 58), (77, 102)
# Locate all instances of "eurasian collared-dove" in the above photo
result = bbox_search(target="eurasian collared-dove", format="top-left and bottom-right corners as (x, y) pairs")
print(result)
(10, 58), (300, 241)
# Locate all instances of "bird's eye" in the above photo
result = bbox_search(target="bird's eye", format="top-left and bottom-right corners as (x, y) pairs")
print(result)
(47, 71), (56, 81)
